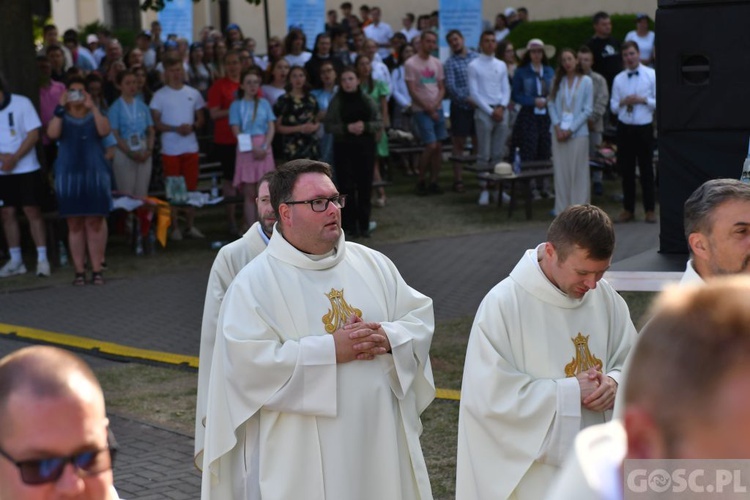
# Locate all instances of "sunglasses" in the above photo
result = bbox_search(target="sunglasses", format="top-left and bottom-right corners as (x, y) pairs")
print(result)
(0, 432), (117, 485)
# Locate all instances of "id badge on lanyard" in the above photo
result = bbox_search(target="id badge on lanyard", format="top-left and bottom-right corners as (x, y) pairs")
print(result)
(534, 71), (547, 115)
(124, 102), (143, 151)
(560, 77), (579, 130)
(238, 101), (255, 152)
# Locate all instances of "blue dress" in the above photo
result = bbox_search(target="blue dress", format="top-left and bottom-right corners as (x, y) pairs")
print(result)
(54, 113), (113, 217)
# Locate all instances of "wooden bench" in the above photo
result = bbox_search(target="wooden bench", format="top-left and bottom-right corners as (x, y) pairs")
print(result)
(389, 142), (454, 175)
(475, 160), (554, 220)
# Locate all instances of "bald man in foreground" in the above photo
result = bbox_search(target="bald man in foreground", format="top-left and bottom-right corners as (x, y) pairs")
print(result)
(0, 346), (120, 500)
(547, 276), (750, 499)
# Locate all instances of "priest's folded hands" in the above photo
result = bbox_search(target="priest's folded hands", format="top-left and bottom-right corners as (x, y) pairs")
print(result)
(577, 364), (618, 412)
(332, 315), (392, 362)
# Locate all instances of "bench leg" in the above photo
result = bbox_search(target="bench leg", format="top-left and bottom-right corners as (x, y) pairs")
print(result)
(525, 179), (534, 220)
(507, 180), (516, 218)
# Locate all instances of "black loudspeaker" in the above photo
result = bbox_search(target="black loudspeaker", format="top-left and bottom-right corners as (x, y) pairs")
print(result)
(656, 1), (750, 253)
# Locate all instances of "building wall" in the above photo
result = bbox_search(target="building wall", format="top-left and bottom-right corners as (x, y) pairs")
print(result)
(229, 0), (656, 53)
(51, 0), (657, 52)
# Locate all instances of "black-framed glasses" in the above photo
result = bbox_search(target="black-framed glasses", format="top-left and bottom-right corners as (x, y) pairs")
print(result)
(0, 432), (117, 485)
(283, 195), (347, 212)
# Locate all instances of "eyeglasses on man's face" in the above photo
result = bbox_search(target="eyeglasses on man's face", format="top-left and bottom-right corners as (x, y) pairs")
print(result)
(283, 195), (347, 212)
(0, 432), (117, 485)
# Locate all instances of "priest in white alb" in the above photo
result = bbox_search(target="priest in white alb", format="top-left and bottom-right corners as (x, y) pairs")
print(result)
(194, 172), (276, 470)
(201, 160), (435, 500)
(456, 205), (635, 500)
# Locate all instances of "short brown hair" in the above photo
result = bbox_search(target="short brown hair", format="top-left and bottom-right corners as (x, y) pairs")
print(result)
(621, 40), (640, 53)
(162, 54), (183, 69)
(270, 159), (333, 217)
(0, 346), (104, 431)
(547, 204), (615, 261)
(625, 277), (750, 452)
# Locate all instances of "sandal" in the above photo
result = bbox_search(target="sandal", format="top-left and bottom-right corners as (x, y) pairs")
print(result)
(453, 181), (466, 193)
(72, 273), (86, 286)
(92, 271), (105, 286)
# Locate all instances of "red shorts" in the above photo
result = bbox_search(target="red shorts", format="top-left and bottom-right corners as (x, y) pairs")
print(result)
(162, 153), (199, 191)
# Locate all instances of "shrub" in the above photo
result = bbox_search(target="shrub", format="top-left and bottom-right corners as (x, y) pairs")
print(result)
(80, 20), (138, 51)
(506, 14), (649, 65)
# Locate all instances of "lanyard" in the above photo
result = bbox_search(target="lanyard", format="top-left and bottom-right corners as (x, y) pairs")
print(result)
(534, 65), (544, 96)
(241, 99), (257, 132)
(562, 76), (579, 112)
(122, 99), (139, 129)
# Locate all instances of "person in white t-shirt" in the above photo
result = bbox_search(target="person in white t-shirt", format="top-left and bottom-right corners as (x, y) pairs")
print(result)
(0, 76), (50, 278)
(283, 29), (312, 68)
(150, 56), (206, 240)
(364, 7), (394, 60)
(400, 13), (420, 42)
(625, 14), (655, 66)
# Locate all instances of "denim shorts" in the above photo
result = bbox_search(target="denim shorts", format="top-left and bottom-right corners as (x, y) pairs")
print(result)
(412, 111), (448, 145)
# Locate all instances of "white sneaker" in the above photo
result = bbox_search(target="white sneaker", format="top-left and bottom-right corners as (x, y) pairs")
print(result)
(368, 221), (378, 232)
(187, 226), (205, 239)
(170, 227), (183, 241)
(36, 260), (51, 277)
(0, 260), (27, 278)
(478, 190), (490, 206)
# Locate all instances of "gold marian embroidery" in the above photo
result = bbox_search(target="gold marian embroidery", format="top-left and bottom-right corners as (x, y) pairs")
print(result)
(322, 288), (362, 333)
(564, 332), (603, 377)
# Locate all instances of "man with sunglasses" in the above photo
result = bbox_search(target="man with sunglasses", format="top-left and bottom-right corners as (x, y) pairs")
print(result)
(201, 160), (435, 500)
(0, 345), (120, 499)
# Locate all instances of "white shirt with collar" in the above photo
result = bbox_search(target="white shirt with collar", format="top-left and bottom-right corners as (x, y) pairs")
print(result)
(468, 53), (511, 116)
(364, 22), (394, 59)
(609, 63), (656, 125)
(400, 27), (420, 42)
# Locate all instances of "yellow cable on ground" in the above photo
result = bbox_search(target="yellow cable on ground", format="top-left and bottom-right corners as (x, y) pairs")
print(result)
(0, 323), (462, 401)
(0, 323), (199, 368)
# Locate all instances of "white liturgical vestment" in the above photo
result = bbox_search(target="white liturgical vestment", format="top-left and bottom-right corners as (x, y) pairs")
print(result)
(456, 245), (635, 500)
(195, 222), (269, 468)
(545, 420), (626, 500)
(201, 229), (435, 500)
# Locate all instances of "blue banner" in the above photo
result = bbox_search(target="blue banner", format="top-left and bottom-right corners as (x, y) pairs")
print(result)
(438, 0), (483, 58)
(158, 0), (193, 43)
(287, 0), (326, 51)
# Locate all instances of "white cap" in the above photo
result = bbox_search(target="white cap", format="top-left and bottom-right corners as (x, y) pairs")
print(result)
(504, 7), (517, 17)
(86, 34), (99, 44)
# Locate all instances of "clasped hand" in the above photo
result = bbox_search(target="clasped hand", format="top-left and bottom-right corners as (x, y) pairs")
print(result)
(347, 121), (365, 135)
(621, 94), (644, 106)
(576, 365), (617, 412)
(555, 128), (572, 142)
(333, 314), (391, 363)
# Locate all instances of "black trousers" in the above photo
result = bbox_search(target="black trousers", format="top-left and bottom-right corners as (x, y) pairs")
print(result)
(333, 139), (375, 235)
(617, 121), (655, 213)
